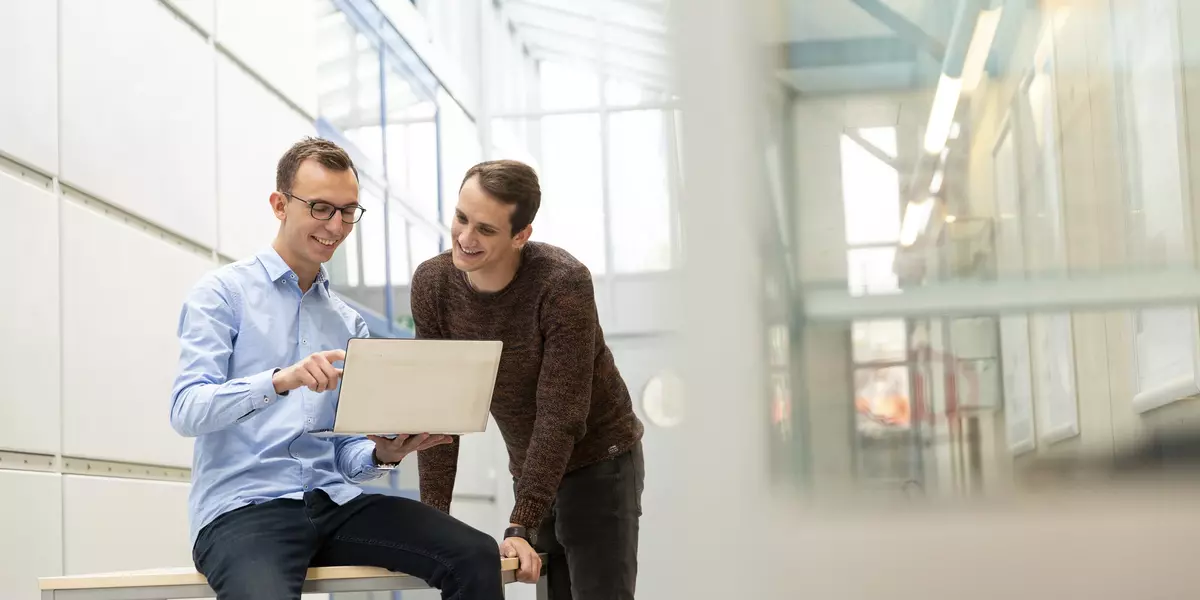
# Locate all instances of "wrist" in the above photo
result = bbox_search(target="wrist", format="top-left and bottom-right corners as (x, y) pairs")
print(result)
(504, 525), (531, 543)
(373, 448), (401, 467)
(271, 368), (291, 395)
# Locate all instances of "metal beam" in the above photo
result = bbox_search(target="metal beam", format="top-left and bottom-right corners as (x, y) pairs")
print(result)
(849, 0), (946, 61)
(842, 127), (897, 168)
(528, 49), (669, 91)
(784, 37), (917, 70)
(800, 270), (1200, 322)
(514, 21), (669, 58)
(505, 0), (667, 38)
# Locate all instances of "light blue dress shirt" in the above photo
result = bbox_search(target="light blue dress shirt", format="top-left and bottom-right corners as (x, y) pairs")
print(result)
(170, 248), (385, 545)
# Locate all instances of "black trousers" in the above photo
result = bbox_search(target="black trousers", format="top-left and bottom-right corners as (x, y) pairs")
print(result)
(192, 489), (503, 600)
(529, 441), (645, 600)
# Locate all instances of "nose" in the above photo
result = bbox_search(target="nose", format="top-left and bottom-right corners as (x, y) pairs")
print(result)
(457, 230), (472, 248)
(326, 216), (346, 236)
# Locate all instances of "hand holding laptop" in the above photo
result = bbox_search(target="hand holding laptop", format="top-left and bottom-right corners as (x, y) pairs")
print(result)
(369, 433), (453, 464)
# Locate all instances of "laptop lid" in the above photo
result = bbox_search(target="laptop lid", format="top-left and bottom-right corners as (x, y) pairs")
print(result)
(330, 337), (503, 435)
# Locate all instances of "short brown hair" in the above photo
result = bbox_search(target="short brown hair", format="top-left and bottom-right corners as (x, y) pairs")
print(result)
(276, 137), (358, 195)
(461, 160), (541, 234)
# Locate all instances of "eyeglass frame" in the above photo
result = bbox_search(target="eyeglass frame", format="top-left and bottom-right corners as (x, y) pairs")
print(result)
(280, 191), (367, 224)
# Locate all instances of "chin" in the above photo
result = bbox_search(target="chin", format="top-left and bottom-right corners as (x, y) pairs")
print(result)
(451, 251), (486, 273)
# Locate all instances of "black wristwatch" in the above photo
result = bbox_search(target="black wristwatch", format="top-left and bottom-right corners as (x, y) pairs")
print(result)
(504, 525), (530, 542)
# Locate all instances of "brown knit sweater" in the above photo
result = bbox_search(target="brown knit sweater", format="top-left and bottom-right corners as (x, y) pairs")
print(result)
(411, 242), (644, 530)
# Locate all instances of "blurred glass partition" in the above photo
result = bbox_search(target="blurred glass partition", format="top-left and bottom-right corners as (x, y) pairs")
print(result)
(657, 0), (1200, 597)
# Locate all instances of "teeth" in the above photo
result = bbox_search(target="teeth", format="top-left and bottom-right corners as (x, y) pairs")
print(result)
(314, 237), (336, 247)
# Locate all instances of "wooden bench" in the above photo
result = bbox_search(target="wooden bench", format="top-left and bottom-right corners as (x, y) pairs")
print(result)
(38, 556), (547, 599)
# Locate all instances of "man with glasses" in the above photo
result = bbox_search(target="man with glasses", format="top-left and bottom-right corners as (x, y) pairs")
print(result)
(171, 137), (505, 600)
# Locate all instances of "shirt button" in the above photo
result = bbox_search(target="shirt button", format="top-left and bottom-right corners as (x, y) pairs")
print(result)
(302, 339), (308, 345)
(263, 395), (271, 404)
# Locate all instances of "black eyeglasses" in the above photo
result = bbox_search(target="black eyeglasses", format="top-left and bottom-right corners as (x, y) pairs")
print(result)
(281, 191), (366, 224)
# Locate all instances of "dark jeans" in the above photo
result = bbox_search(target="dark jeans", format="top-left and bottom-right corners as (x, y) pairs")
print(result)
(528, 441), (645, 600)
(192, 489), (503, 600)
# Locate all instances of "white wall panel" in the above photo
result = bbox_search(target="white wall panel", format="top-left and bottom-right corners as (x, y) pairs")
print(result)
(217, 0), (319, 116)
(0, 471), (62, 600)
(217, 54), (314, 260)
(0, 0), (58, 173)
(0, 173), (60, 454)
(60, 0), (217, 246)
(63, 476), (192, 574)
(61, 202), (213, 467)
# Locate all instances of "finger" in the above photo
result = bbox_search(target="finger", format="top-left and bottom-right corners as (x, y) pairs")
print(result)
(399, 433), (430, 453)
(414, 439), (444, 452)
(305, 363), (328, 392)
(319, 349), (347, 365)
(297, 369), (318, 391)
(309, 354), (340, 391)
(521, 548), (539, 582)
(317, 359), (341, 389)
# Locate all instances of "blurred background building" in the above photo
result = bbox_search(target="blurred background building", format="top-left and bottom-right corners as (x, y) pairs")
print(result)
(7, 0), (1200, 598)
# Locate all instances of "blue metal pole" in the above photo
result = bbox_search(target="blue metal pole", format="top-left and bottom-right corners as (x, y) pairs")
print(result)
(378, 41), (396, 336)
(435, 107), (446, 253)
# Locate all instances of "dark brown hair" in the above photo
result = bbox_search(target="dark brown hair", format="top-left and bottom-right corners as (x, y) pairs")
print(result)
(276, 137), (358, 195)
(460, 160), (541, 234)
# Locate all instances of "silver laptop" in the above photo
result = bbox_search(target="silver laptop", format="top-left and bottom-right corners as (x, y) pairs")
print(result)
(310, 337), (503, 437)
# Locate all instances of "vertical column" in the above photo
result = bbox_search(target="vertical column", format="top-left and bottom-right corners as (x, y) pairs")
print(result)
(663, 0), (773, 598)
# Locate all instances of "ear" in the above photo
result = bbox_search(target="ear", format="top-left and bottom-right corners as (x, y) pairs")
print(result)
(270, 191), (287, 222)
(512, 225), (532, 249)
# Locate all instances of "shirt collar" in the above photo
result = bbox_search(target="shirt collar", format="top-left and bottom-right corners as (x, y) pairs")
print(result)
(256, 247), (331, 291)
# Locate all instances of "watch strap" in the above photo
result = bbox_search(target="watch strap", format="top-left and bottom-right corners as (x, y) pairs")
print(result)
(503, 525), (529, 541)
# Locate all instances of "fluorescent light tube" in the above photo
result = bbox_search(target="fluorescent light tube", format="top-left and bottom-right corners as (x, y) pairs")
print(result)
(962, 8), (1003, 92)
(929, 168), (945, 194)
(900, 197), (936, 247)
(924, 74), (962, 154)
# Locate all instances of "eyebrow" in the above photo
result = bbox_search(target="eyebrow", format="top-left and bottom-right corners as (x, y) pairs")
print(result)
(458, 210), (499, 231)
(311, 198), (360, 209)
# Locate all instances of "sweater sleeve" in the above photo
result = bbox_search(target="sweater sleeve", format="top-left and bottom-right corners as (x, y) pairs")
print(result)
(411, 262), (460, 513)
(509, 268), (596, 529)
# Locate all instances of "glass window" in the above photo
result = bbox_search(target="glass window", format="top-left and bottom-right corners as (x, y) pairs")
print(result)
(608, 110), (672, 273)
(853, 320), (907, 363)
(438, 89), (482, 229)
(386, 119), (438, 221)
(846, 246), (899, 296)
(409, 222), (443, 271)
(854, 365), (912, 433)
(606, 77), (647, 105)
(537, 114), (607, 273)
(357, 182), (388, 290)
(839, 127), (900, 245)
(387, 201), (412, 286)
(539, 60), (600, 111)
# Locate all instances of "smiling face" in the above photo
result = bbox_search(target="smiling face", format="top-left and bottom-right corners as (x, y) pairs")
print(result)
(451, 174), (530, 275)
(270, 158), (360, 274)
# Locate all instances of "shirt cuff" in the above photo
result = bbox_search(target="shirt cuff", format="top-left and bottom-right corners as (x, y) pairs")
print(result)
(348, 439), (388, 482)
(241, 369), (283, 418)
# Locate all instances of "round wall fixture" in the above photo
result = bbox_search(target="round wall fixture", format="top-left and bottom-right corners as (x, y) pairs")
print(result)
(641, 371), (684, 428)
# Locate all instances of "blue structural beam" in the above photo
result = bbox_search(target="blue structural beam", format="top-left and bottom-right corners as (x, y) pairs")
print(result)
(784, 36), (917, 69)
(849, 0), (946, 62)
(340, 295), (414, 338)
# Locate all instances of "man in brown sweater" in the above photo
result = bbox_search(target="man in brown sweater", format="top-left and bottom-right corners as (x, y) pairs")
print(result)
(411, 159), (645, 600)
